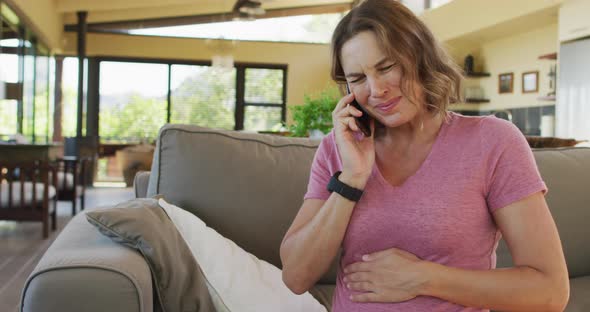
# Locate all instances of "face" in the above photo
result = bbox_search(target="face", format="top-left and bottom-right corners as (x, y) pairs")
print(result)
(341, 31), (420, 128)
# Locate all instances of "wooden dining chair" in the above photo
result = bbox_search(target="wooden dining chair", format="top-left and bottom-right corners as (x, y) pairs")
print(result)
(0, 161), (58, 239)
(53, 156), (90, 216)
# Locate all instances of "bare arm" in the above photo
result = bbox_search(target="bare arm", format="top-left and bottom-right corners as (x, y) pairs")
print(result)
(281, 92), (376, 294)
(421, 192), (569, 311)
(280, 173), (364, 294)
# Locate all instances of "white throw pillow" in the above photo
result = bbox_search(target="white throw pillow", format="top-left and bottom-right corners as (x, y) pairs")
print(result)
(158, 198), (327, 312)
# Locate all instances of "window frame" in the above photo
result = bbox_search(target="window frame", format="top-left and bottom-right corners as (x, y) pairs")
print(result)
(1, 0), (51, 142)
(236, 63), (287, 131)
(89, 56), (287, 140)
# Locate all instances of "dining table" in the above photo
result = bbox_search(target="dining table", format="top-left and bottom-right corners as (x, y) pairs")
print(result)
(0, 143), (63, 164)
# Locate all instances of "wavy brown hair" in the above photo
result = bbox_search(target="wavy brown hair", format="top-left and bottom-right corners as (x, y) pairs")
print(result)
(331, 0), (463, 116)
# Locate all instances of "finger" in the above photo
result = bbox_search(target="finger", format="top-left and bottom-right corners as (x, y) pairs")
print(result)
(363, 248), (397, 261)
(349, 118), (359, 132)
(338, 116), (357, 129)
(336, 103), (362, 119)
(334, 93), (355, 112)
(347, 103), (364, 117)
(343, 261), (372, 274)
(350, 292), (379, 303)
(347, 281), (373, 292)
(343, 271), (372, 283)
(393, 248), (418, 259)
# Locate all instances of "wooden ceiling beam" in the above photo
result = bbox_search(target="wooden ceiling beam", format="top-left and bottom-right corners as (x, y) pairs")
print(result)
(55, 0), (212, 13)
(61, 0), (353, 24)
(64, 3), (351, 32)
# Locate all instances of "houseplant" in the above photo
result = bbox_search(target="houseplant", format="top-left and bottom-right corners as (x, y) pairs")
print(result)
(289, 87), (341, 138)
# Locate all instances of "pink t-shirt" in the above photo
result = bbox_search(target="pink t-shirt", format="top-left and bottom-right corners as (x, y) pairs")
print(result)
(304, 112), (547, 312)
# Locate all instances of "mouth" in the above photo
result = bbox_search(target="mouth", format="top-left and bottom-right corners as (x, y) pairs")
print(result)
(374, 96), (402, 112)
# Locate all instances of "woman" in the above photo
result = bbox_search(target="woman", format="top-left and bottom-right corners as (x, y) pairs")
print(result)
(280, 0), (569, 311)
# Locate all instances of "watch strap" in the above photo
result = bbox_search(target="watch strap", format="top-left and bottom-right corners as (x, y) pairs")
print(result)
(327, 171), (364, 202)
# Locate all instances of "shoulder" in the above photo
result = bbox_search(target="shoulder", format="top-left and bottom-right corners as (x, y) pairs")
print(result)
(314, 130), (340, 165)
(448, 112), (522, 143)
(309, 130), (343, 177)
(317, 130), (336, 153)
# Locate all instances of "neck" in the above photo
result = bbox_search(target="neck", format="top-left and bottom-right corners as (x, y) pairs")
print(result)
(377, 110), (445, 152)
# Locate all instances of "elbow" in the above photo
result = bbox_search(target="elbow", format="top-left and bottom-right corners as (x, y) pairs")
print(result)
(550, 281), (570, 312)
(543, 275), (570, 312)
(280, 239), (314, 295)
(282, 266), (313, 295)
(546, 297), (568, 312)
(280, 237), (324, 295)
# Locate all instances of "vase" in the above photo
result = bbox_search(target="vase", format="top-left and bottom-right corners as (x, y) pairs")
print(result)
(309, 129), (325, 139)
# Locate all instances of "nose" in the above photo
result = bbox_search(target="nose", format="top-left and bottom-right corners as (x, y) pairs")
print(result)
(368, 76), (388, 98)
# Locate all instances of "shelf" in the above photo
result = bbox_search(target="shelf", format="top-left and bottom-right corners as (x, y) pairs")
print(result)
(538, 52), (557, 60)
(465, 71), (491, 78)
(537, 95), (556, 101)
(465, 98), (490, 103)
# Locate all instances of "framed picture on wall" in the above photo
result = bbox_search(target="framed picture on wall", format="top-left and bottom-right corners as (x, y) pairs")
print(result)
(522, 71), (539, 93)
(498, 72), (514, 94)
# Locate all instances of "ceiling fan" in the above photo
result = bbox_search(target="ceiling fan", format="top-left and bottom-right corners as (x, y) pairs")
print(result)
(232, 0), (271, 20)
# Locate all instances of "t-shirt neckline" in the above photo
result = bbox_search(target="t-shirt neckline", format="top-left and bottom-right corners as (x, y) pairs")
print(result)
(372, 112), (454, 190)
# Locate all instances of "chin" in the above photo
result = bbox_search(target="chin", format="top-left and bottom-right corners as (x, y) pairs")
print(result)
(375, 112), (410, 128)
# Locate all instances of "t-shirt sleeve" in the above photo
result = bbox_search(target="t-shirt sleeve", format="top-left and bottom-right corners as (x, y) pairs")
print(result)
(483, 117), (547, 213)
(304, 132), (337, 200)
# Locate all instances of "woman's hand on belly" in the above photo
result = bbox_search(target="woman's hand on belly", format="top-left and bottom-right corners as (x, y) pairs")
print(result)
(342, 248), (429, 303)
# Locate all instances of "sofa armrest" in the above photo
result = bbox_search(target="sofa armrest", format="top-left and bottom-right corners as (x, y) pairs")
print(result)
(21, 210), (154, 312)
(134, 171), (151, 198)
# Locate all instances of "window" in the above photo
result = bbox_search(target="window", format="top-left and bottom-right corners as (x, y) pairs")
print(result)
(243, 68), (285, 131)
(129, 13), (344, 44)
(0, 1), (53, 143)
(401, 0), (454, 13)
(21, 34), (35, 140)
(0, 33), (18, 138)
(428, 0), (453, 9)
(61, 57), (81, 137)
(92, 58), (287, 142)
(170, 65), (235, 130)
(33, 44), (51, 142)
(99, 61), (168, 143)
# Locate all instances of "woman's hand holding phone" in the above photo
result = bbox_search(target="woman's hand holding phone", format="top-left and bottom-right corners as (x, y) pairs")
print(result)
(332, 92), (375, 189)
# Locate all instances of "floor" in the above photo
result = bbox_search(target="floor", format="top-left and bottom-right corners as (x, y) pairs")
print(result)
(0, 187), (135, 312)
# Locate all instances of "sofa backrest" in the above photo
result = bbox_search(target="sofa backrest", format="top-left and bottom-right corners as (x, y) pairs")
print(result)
(146, 124), (340, 283)
(496, 147), (590, 278)
(148, 124), (590, 283)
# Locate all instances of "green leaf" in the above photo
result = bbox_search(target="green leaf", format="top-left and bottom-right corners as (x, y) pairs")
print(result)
(289, 87), (340, 137)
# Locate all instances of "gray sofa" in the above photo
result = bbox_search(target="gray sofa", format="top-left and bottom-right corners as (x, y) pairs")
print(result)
(21, 124), (590, 311)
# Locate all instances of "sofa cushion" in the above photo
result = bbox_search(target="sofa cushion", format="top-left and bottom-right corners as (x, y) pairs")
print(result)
(309, 285), (335, 312)
(54, 171), (74, 190)
(158, 198), (327, 312)
(0, 182), (56, 208)
(145, 125), (343, 282)
(86, 198), (215, 312)
(52, 172), (84, 194)
(496, 147), (590, 279)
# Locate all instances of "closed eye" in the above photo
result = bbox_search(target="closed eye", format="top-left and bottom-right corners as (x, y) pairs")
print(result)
(379, 63), (397, 72)
(348, 76), (366, 84)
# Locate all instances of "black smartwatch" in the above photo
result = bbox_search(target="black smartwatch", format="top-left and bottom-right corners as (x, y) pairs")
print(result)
(327, 171), (364, 202)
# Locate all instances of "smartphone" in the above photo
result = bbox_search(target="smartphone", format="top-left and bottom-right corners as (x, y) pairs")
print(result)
(346, 84), (372, 137)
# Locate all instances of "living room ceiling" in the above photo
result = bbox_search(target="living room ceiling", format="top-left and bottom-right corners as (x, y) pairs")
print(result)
(59, 0), (354, 31)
